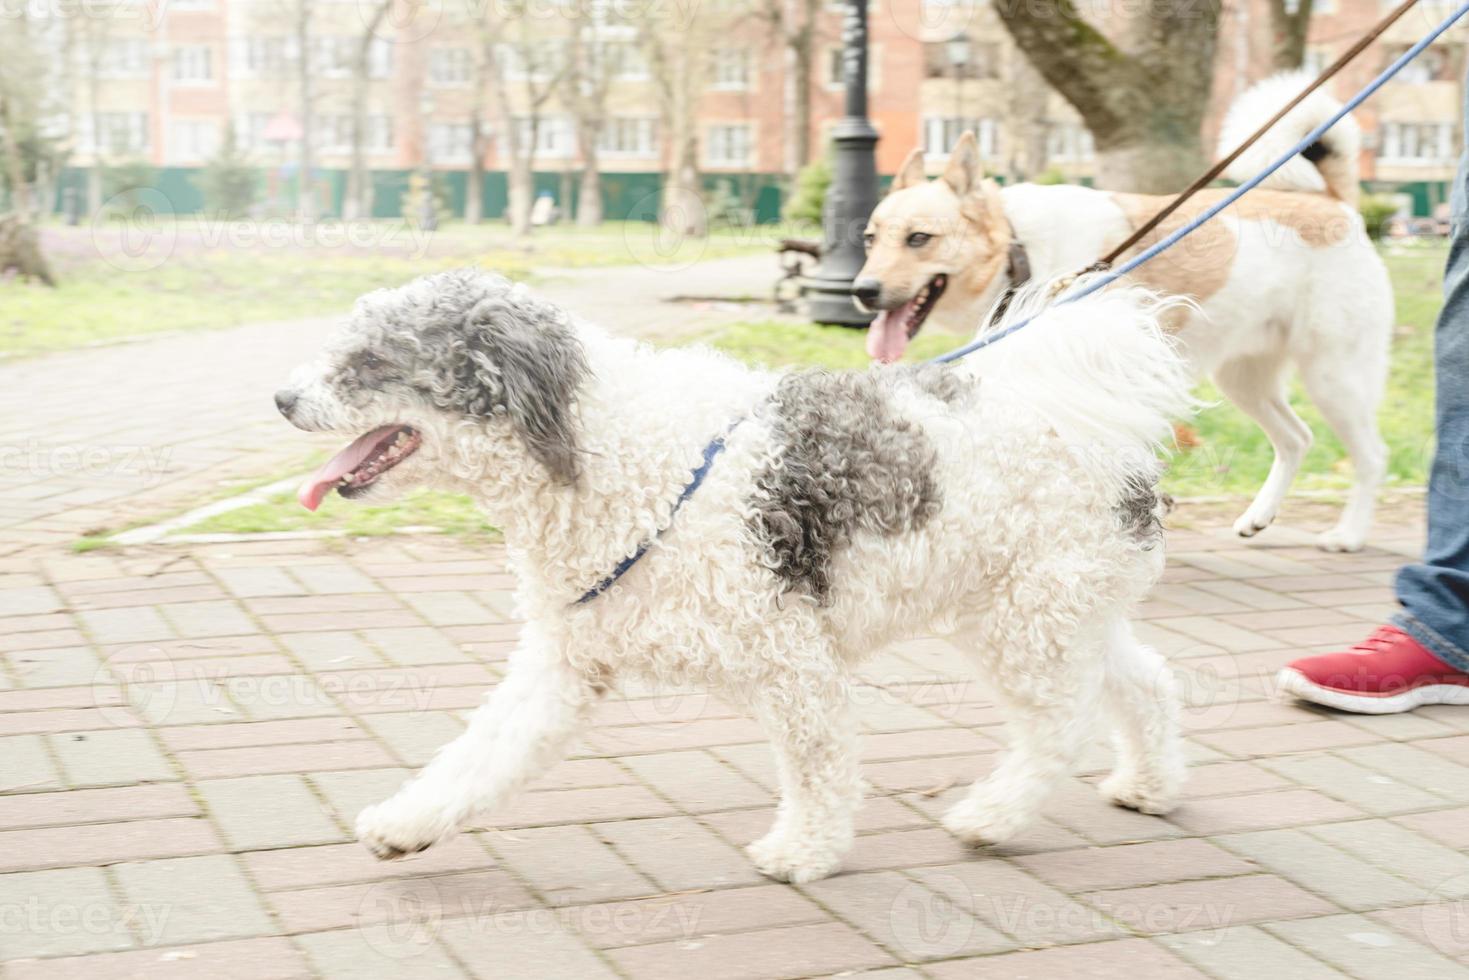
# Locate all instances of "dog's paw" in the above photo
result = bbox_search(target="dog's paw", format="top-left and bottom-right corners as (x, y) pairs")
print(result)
(356, 797), (456, 861)
(1098, 770), (1179, 816)
(1316, 527), (1366, 553)
(1232, 507), (1275, 539)
(746, 832), (843, 884)
(941, 800), (1027, 846)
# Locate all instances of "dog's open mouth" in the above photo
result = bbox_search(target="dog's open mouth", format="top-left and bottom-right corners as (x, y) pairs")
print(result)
(866, 274), (948, 363)
(297, 424), (421, 511)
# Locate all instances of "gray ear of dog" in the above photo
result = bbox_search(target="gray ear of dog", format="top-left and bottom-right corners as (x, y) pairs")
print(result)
(892, 148), (927, 191)
(458, 294), (589, 484)
(941, 132), (981, 197)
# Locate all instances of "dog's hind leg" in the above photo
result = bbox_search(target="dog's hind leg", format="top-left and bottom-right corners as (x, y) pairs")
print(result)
(942, 639), (1105, 846)
(1097, 618), (1185, 814)
(356, 639), (600, 860)
(1297, 341), (1388, 553)
(740, 661), (861, 884)
(1212, 353), (1314, 540)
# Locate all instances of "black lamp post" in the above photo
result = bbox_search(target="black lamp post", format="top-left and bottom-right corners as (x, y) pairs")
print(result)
(803, 0), (879, 326)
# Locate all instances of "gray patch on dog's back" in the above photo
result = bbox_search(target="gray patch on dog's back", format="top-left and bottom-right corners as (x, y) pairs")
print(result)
(750, 368), (943, 603)
(892, 363), (973, 405)
(1117, 474), (1166, 546)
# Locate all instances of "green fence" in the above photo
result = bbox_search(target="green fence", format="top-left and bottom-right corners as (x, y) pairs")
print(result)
(54, 166), (790, 224)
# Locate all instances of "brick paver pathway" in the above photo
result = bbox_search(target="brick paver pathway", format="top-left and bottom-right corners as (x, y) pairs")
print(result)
(4, 267), (1468, 978)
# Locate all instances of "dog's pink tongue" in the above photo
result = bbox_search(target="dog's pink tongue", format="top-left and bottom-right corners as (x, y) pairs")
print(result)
(866, 303), (916, 363)
(297, 425), (396, 511)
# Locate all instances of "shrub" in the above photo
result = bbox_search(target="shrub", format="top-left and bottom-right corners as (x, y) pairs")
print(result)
(1359, 193), (1399, 240)
(195, 127), (259, 218)
(784, 154), (831, 227)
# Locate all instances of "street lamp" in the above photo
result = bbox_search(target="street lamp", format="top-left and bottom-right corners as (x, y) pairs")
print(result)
(803, 0), (879, 326)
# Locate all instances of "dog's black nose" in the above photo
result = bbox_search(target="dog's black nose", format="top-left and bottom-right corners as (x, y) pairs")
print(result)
(274, 389), (298, 417)
(851, 279), (882, 305)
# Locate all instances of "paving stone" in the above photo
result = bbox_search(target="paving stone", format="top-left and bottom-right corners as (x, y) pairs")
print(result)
(487, 823), (656, 906)
(1082, 873), (1337, 935)
(266, 869), (535, 933)
(1214, 828), (1427, 910)
(1306, 818), (1469, 893)
(926, 937), (1208, 979)
(0, 816), (222, 872)
(1346, 742), (1469, 804)
(2, 936), (312, 980)
(1395, 807), (1469, 849)
(595, 815), (763, 891)
(621, 750), (769, 813)
(290, 563), (381, 595)
(159, 600), (257, 639)
(0, 866), (131, 957)
(493, 784), (680, 828)
(279, 630), (383, 670)
(49, 729), (173, 788)
(802, 869), (1013, 961)
(76, 607), (176, 645)
(309, 767), (413, 828)
(1259, 753), (1447, 814)
(364, 626), (472, 666)
(361, 711), (465, 767)
(197, 773), (344, 850)
(0, 783), (197, 830)
(911, 860), (1125, 947)
(571, 884), (829, 949)
(113, 854), (274, 946)
(1167, 789), (1362, 835)
(1264, 913), (1469, 979)
(214, 566), (303, 598)
(0, 733), (63, 792)
(438, 911), (620, 979)
(1159, 924), (1351, 978)
(1014, 839), (1255, 892)
(177, 739), (395, 780)
(158, 716), (364, 752)
(295, 924), (467, 979)
(605, 920), (895, 980)
(8, 646), (103, 689)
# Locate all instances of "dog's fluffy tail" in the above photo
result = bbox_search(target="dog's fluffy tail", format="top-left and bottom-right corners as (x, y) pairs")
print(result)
(968, 277), (1195, 468)
(1217, 70), (1360, 206)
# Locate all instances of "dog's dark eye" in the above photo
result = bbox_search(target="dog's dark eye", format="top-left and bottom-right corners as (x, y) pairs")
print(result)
(862, 232), (875, 250)
(906, 232), (933, 248)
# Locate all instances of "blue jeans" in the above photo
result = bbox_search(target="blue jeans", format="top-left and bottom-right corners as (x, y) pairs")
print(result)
(1393, 146), (1469, 673)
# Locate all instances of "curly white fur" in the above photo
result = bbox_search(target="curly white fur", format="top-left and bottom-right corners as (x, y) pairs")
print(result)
(280, 271), (1191, 884)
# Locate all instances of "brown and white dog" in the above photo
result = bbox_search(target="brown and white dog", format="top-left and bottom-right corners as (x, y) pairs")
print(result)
(854, 72), (1393, 552)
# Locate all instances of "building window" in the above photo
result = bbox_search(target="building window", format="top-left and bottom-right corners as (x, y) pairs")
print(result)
(317, 114), (394, 154)
(428, 122), (475, 161)
(1046, 122), (1094, 162)
(923, 116), (998, 158)
(429, 47), (472, 86)
(497, 41), (564, 81)
(1380, 121), (1455, 164)
(513, 116), (575, 158)
(604, 40), (649, 80)
(1302, 46), (1330, 76)
(234, 36), (290, 78)
(171, 120), (220, 162)
(598, 117), (657, 157)
(1388, 44), (1456, 83)
(172, 45), (213, 83)
(922, 39), (1000, 80)
(705, 123), (752, 167)
(710, 48), (750, 91)
(95, 39), (149, 79)
(82, 112), (149, 156)
(825, 45), (881, 89)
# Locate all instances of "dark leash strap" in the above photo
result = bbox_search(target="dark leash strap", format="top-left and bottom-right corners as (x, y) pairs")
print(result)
(573, 420), (742, 605)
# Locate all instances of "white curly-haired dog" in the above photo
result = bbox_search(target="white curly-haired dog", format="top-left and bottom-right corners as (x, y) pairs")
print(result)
(275, 269), (1193, 883)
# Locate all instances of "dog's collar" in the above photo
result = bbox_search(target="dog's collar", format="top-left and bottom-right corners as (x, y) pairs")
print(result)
(986, 231), (1032, 329)
(573, 420), (741, 606)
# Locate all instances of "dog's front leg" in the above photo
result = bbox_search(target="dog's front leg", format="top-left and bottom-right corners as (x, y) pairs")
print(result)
(741, 664), (861, 884)
(357, 640), (599, 860)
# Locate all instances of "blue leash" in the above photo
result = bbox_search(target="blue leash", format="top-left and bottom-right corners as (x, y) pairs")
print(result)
(932, 0), (1469, 365)
(575, 0), (1468, 603)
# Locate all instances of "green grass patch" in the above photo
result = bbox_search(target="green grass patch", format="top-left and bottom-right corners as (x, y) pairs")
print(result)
(182, 486), (498, 541)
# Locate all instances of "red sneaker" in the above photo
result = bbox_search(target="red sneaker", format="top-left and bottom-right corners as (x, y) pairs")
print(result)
(1277, 625), (1469, 714)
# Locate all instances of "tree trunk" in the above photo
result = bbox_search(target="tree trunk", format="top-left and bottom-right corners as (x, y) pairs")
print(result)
(577, 143), (602, 226)
(789, 26), (813, 173)
(995, 0), (1220, 193)
(662, 131), (705, 237)
(1267, 0), (1313, 71)
(465, 123), (484, 224)
(296, 0), (317, 223)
